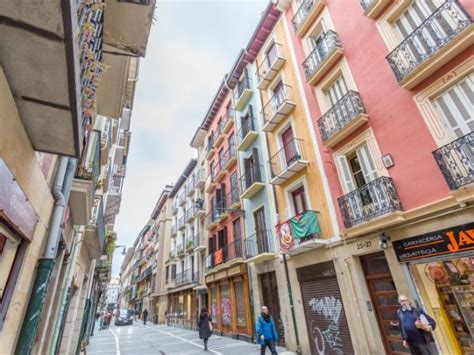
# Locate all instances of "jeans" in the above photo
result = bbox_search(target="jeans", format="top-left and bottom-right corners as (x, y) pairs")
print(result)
(260, 340), (277, 355)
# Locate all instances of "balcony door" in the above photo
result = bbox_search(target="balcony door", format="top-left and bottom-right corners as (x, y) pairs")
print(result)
(327, 76), (348, 106)
(308, 31), (328, 64)
(219, 148), (225, 169)
(265, 41), (278, 68)
(338, 143), (378, 193)
(272, 81), (284, 112)
(254, 207), (268, 253)
(240, 106), (254, 137)
(282, 127), (297, 166)
(432, 73), (473, 140)
(244, 148), (261, 188)
(291, 186), (307, 215)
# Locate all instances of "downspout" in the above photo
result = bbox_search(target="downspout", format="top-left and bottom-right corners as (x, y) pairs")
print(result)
(15, 157), (76, 355)
(263, 130), (302, 355)
(76, 259), (97, 354)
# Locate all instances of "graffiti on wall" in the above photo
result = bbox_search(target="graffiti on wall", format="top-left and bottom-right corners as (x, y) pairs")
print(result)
(308, 296), (344, 355)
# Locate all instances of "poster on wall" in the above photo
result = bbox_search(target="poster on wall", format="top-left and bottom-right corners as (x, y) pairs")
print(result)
(393, 223), (474, 262)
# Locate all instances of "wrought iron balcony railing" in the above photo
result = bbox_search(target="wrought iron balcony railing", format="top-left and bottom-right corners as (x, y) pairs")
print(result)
(171, 223), (177, 236)
(317, 91), (367, 143)
(238, 115), (256, 142)
(359, 0), (374, 11)
(186, 235), (195, 250)
(245, 229), (274, 259)
(178, 191), (186, 205)
(226, 186), (240, 208)
(433, 132), (473, 191)
(386, 0), (472, 83)
(177, 243), (184, 257)
(261, 84), (295, 130)
(240, 164), (264, 193)
(256, 43), (285, 89)
(176, 269), (192, 285)
(178, 216), (185, 230)
(338, 177), (403, 229)
(292, 0), (322, 34)
(186, 205), (195, 222)
(303, 30), (342, 81)
(222, 239), (243, 263)
(234, 73), (252, 105)
(269, 138), (308, 179)
(205, 253), (214, 270)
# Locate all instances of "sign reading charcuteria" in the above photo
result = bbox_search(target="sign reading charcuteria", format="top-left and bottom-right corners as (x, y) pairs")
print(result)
(276, 210), (321, 252)
(393, 223), (474, 262)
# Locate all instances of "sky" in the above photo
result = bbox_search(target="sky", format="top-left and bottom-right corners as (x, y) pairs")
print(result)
(111, 0), (268, 275)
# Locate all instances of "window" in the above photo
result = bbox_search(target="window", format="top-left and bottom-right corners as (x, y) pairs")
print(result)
(241, 105), (254, 137)
(281, 126), (298, 165)
(291, 186), (307, 215)
(165, 265), (169, 282)
(171, 264), (177, 280)
(272, 80), (285, 110)
(218, 148), (225, 169)
(327, 75), (348, 106)
(233, 218), (242, 241)
(394, 0), (439, 41)
(254, 208), (268, 252)
(228, 133), (236, 155)
(337, 143), (378, 193)
(432, 73), (473, 140)
(266, 41), (278, 68)
(210, 161), (215, 180)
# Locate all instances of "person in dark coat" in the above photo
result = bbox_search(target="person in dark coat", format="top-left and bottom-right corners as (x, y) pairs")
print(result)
(198, 307), (212, 351)
(397, 295), (436, 355)
(142, 309), (149, 325)
(256, 306), (279, 355)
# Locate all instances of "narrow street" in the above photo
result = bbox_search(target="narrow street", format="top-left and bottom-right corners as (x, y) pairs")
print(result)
(87, 323), (290, 355)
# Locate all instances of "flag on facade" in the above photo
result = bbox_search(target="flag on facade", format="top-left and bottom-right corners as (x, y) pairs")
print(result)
(289, 210), (321, 239)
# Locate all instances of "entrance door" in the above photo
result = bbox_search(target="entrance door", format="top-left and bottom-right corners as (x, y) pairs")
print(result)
(361, 252), (409, 354)
(259, 272), (285, 346)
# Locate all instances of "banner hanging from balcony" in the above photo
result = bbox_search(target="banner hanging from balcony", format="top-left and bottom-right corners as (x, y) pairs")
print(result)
(276, 211), (321, 252)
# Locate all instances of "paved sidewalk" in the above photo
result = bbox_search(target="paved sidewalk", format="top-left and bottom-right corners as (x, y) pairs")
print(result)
(86, 322), (295, 355)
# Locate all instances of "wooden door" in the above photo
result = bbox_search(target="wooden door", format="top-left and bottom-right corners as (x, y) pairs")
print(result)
(291, 186), (307, 215)
(254, 207), (268, 253)
(361, 253), (409, 355)
(260, 272), (285, 346)
(282, 127), (297, 166)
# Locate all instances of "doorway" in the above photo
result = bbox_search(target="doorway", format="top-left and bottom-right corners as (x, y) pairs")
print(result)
(259, 271), (285, 346)
(361, 252), (408, 354)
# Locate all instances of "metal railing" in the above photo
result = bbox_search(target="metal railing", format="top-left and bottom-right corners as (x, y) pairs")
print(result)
(433, 132), (473, 191)
(226, 186), (240, 207)
(76, 130), (101, 181)
(205, 253), (214, 270)
(261, 84), (295, 128)
(237, 115), (256, 144)
(256, 43), (285, 84)
(178, 216), (185, 230)
(222, 239), (243, 262)
(186, 235), (195, 250)
(387, 0), (472, 83)
(292, 0), (320, 33)
(177, 244), (184, 257)
(178, 191), (186, 205)
(269, 138), (307, 178)
(186, 205), (195, 221)
(240, 164), (264, 193)
(222, 141), (237, 167)
(245, 229), (274, 259)
(171, 224), (177, 236)
(303, 30), (342, 80)
(206, 134), (215, 155)
(176, 269), (192, 284)
(206, 207), (219, 225)
(338, 177), (403, 229)
(234, 73), (251, 102)
(359, 0), (376, 11)
(317, 91), (367, 142)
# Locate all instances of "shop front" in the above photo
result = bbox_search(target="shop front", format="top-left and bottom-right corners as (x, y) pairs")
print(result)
(394, 223), (474, 354)
(205, 264), (252, 340)
(167, 288), (196, 329)
(296, 260), (355, 355)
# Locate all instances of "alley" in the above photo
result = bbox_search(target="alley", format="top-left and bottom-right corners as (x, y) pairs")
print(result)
(87, 323), (290, 355)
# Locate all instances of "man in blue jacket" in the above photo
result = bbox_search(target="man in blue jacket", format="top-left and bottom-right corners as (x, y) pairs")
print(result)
(256, 305), (279, 355)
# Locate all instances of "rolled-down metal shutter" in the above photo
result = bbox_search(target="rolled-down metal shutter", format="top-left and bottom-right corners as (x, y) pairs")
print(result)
(297, 261), (354, 355)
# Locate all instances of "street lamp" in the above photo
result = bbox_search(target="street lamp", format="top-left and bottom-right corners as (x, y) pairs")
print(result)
(115, 245), (127, 255)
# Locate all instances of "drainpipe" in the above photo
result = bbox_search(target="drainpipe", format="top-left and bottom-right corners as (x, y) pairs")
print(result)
(263, 130), (302, 354)
(15, 157), (76, 355)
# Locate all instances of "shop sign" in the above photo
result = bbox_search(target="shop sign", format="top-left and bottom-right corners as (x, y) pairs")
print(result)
(393, 223), (474, 262)
(0, 159), (38, 240)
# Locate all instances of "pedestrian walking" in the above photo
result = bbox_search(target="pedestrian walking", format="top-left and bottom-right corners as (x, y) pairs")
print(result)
(256, 306), (279, 355)
(143, 309), (149, 325)
(397, 294), (436, 355)
(99, 312), (104, 331)
(198, 307), (212, 351)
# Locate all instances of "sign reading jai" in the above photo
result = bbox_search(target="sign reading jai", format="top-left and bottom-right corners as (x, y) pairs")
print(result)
(393, 223), (474, 262)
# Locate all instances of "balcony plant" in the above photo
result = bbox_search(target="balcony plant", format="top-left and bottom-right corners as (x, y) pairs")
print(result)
(186, 239), (194, 250)
(104, 231), (117, 257)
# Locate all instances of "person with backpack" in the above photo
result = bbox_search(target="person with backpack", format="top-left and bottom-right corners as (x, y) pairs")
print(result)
(198, 307), (212, 351)
(256, 305), (279, 355)
(397, 294), (436, 355)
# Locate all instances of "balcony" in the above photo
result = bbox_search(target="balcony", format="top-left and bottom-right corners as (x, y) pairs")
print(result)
(214, 123), (225, 148)
(194, 233), (206, 252)
(206, 136), (216, 160)
(240, 165), (265, 199)
(178, 191), (187, 206)
(292, 0), (326, 37)
(214, 159), (226, 183)
(186, 235), (195, 251)
(171, 224), (177, 237)
(205, 253), (214, 270)
(222, 143), (237, 171)
(303, 30), (343, 85)
(195, 169), (206, 189)
(172, 204), (178, 215)
(359, 0), (390, 18)
(206, 208), (219, 230)
(386, 0), (472, 89)
(206, 171), (217, 193)
(261, 84), (296, 132)
(113, 164), (126, 177)
(226, 186), (241, 210)
(269, 138), (309, 184)
(215, 197), (229, 222)
(84, 197), (106, 259)
(245, 229), (276, 263)
(277, 211), (327, 255)
(338, 177), (403, 229)
(234, 75), (253, 111)
(256, 43), (286, 90)
(317, 91), (369, 147)
(433, 132), (474, 195)
(186, 206), (195, 222)
(237, 116), (258, 152)
(176, 269), (192, 285)
(222, 107), (235, 134)
(168, 250), (176, 261)
(178, 216), (185, 230)
(209, 239), (244, 271)
(195, 199), (206, 218)
(177, 244), (184, 258)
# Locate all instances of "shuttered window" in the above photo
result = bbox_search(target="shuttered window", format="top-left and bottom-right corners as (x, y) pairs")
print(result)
(234, 281), (247, 327)
(432, 72), (474, 139)
(327, 76), (349, 106)
(337, 143), (378, 193)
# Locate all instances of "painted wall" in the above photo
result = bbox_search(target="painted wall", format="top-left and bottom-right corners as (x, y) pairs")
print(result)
(284, 0), (474, 232)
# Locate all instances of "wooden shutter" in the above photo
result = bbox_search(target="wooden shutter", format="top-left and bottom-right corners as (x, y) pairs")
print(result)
(356, 144), (378, 183)
(328, 76), (348, 105)
(337, 155), (356, 193)
(252, 148), (261, 182)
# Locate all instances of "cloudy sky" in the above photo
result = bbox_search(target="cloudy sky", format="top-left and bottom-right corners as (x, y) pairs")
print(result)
(111, 0), (268, 275)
